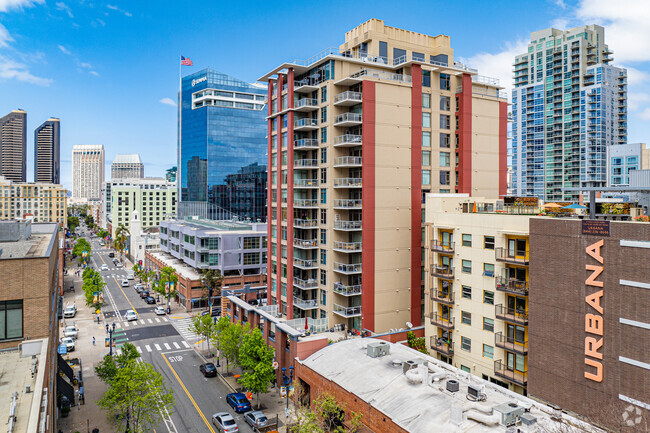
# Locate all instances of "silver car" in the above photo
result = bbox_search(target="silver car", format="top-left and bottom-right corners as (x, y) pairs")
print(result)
(211, 412), (238, 432)
(244, 410), (269, 428)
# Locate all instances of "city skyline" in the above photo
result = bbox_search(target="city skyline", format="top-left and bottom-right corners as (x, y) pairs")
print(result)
(1, 1), (649, 190)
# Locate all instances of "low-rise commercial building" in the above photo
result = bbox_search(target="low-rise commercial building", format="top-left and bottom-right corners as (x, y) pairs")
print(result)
(608, 143), (650, 187)
(0, 176), (67, 226)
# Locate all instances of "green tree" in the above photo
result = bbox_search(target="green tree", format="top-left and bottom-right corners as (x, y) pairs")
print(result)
(220, 321), (246, 373)
(97, 228), (109, 239)
(200, 268), (223, 307)
(84, 214), (95, 229)
(67, 216), (80, 233)
(72, 238), (91, 258)
(238, 327), (275, 409)
(82, 268), (105, 311)
(209, 317), (232, 368)
(132, 263), (143, 278)
(152, 266), (178, 312)
(290, 392), (363, 433)
(189, 313), (217, 355)
(114, 224), (130, 261)
(406, 331), (427, 354)
(95, 343), (141, 383)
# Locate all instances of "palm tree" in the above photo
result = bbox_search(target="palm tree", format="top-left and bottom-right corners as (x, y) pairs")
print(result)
(114, 224), (130, 262)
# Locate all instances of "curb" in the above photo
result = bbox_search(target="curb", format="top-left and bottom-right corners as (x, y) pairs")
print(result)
(193, 347), (237, 393)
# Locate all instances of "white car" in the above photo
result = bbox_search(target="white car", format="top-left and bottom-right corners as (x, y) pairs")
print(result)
(212, 412), (239, 433)
(63, 325), (78, 339)
(60, 337), (75, 352)
(125, 310), (137, 321)
(116, 262), (123, 268)
(121, 280), (129, 287)
(127, 273), (134, 280)
(154, 306), (166, 316)
(101, 264), (109, 271)
(63, 305), (77, 318)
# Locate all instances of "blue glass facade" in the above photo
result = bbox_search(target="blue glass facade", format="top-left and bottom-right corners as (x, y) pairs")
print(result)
(179, 69), (267, 221)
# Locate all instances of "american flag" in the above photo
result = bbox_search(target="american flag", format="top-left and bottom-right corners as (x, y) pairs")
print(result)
(181, 56), (193, 66)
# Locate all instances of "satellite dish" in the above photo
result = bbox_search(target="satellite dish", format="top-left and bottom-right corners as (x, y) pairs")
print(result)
(406, 322), (413, 329)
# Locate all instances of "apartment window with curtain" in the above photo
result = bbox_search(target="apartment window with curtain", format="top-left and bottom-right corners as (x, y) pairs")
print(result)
(440, 133), (450, 148)
(440, 95), (450, 111)
(422, 151), (431, 166)
(440, 114), (450, 130)
(461, 336), (471, 352)
(440, 74), (451, 90)
(483, 317), (494, 332)
(422, 170), (431, 185)
(484, 290), (494, 305)
(483, 263), (495, 277)
(461, 259), (472, 274)
(440, 152), (450, 167)
(461, 311), (472, 325)
(422, 132), (431, 147)
(483, 344), (494, 359)
(423, 112), (431, 128)
(440, 171), (450, 185)
(462, 234), (472, 247)
(422, 93), (431, 109)
(462, 286), (471, 299)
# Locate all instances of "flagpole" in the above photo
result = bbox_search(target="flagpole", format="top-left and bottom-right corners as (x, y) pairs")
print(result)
(178, 55), (182, 218)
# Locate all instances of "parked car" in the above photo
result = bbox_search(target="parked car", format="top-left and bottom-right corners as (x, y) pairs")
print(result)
(63, 325), (78, 339)
(201, 306), (221, 317)
(101, 264), (109, 271)
(154, 306), (166, 315)
(108, 252), (115, 258)
(116, 262), (123, 268)
(140, 290), (149, 299)
(144, 296), (156, 304)
(134, 283), (143, 292)
(199, 363), (216, 377)
(244, 411), (269, 429)
(211, 412), (238, 433)
(226, 393), (251, 413)
(121, 280), (129, 287)
(127, 273), (134, 280)
(60, 337), (75, 352)
(125, 310), (137, 321)
(63, 305), (77, 318)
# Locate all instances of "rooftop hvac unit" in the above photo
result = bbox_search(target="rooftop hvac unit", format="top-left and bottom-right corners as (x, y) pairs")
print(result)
(366, 341), (390, 358)
(520, 413), (537, 425)
(468, 384), (482, 399)
(493, 402), (525, 426)
(446, 379), (460, 393)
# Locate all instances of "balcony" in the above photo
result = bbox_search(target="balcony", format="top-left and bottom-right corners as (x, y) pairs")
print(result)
(333, 262), (361, 275)
(430, 336), (454, 357)
(430, 265), (454, 280)
(429, 313), (454, 330)
(333, 199), (362, 209)
(495, 332), (528, 355)
(494, 360), (527, 387)
(293, 219), (318, 229)
(293, 238), (318, 249)
(333, 241), (362, 253)
(294, 98), (318, 112)
(293, 258), (318, 270)
(294, 179), (319, 189)
(293, 297), (318, 310)
(333, 304), (362, 318)
(495, 247), (529, 265)
(333, 282), (362, 296)
(293, 199), (318, 209)
(294, 138), (319, 150)
(431, 240), (454, 254)
(294, 79), (319, 94)
(334, 113), (362, 127)
(293, 277), (318, 290)
(334, 156), (362, 167)
(495, 276), (529, 296)
(333, 220), (362, 231)
(430, 290), (454, 306)
(333, 177), (362, 188)
(294, 159), (318, 169)
(294, 118), (318, 131)
(334, 134), (362, 147)
(495, 304), (528, 325)
(334, 91), (363, 106)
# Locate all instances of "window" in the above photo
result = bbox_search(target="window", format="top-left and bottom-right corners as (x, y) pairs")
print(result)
(320, 148), (327, 164)
(461, 365), (471, 373)
(483, 344), (494, 359)
(440, 133), (450, 148)
(243, 252), (260, 265)
(320, 290), (327, 306)
(484, 236), (495, 250)
(320, 249), (327, 265)
(422, 151), (431, 166)
(461, 336), (471, 352)
(461, 259), (472, 274)
(422, 112), (431, 128)
(422, 93), (431, 108)
(483, 317), (494, 332)
(320, 188), (326, 204)
(422, 70), (431, 87)
(0, 300), (22, 341)
(320, 209), (327, 224)
(440, 152), (450, 167)
(440, 114), (450, 129)
(320, 229), (326, 245)
(320, 107), (327, 123)
(440, 74), (450, 90)
(440, 95), (450, 111)
(462, 234), (472, 247)
(483, 263), (495, 277)
(422, 170), (431, 185)
(243, 237), (260, 249)
(320, 269), (327, 285)
(461, 311), (472, 325)
(440, 171), (450, 185)
(282, 132), (288, 148)
(422, 132), (431, 147)
(320, 168), (327, 184)
(320, 127), (327, 143)
(484, 290), (494, 305)
(320, 86), (327, 103)
(462, 286), (472, 299)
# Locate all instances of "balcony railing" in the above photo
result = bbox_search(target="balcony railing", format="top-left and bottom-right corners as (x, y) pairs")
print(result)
(333, 262), (362, 274)
(333, 282), (362, 296)
(293, 238), (318, 249)
(293, 199), (318, 208)
(430, 290), (454, 306)
(294, 118), (318, 129)
(495, 247), (529, 265)
(495, 276), (529, 296)
(431, 240), (454, 254)
(294, 138), (319, 149)
(293, 277), (318, 289)
(293, 258), (318, 269)
(431, 265), (454, 280)
(430, 336), (454, 356)
(334, 91), (363, 106)
(429, 313), (454, 330)
(334, 156), (362, 167)
(495, 332), (528, 355)
(333, 178), (362, 188)
(495, 304), (529, 325)
(333, 304), (362, 317)
(293, 297), (318, 310)
(334, 113), (362, 126)
(334, 134), (362, 147)
(333, 241), (362, 252)
(294, 159), (318, 168)
(294, 219), (318, 228)
(294, 80), (319, 93)
(294, 98), (318, 110)
(294, 179), (319, 188)
(494, 360), (527, 386)
(333, 199), (362, 209)
(333, 220), (362, 231)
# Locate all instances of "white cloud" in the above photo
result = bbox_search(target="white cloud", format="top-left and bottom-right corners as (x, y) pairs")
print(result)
(0, 23), (13, 48)
(57, 44), (71, 55)
(79, 61), (92, 69)
(0, 53), (52, 85)
(55, 1), (73, 18)
(0, 0), (43, 13)
(106, 4), (131, 17)
(553, 0), (567, 9)
(95, 18), (105, 26)
(89, 70), (99, 76)
(159, 97), (176, 107)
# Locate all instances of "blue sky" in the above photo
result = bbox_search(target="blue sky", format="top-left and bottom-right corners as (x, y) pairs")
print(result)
(1, 0), (649, 189)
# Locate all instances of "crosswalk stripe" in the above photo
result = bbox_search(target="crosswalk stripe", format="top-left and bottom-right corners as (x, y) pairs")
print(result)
(139, 320), (145, 325)
(164, 343), (171, 350)
(154, 344), (161, 351)
(136, 346), (143, 353)
(162, 317), (168, 322)
(173, 342), (181, 349)
(182, 341), (190, 348)
(145, 345), (152, 352)
(155, 318), (161, 323)
(123, 322), (129, 327)
(147, 319), (153, 324)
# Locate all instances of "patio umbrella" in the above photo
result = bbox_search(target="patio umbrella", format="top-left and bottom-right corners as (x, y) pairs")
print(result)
(542, 203), (562, 208)
(562, 203), (587, 209)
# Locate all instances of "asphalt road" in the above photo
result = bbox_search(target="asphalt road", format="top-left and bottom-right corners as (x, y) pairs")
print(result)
(79, 233), (257, 433)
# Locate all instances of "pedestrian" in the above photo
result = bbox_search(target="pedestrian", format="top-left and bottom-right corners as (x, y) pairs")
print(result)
(93, 336), (96, 346)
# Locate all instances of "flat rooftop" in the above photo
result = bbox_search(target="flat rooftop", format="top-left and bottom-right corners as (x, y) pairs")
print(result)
(148, 250), (201, 280)
(0, 222), (57, 259)
(299, 339), (602, 433)
(166, 217), (266, 234)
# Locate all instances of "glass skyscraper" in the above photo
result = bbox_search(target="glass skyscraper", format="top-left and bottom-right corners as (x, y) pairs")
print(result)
(178, 68), (267, 221)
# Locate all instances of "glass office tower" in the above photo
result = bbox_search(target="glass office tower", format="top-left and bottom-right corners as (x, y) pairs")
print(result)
(178, 68), (267, 221)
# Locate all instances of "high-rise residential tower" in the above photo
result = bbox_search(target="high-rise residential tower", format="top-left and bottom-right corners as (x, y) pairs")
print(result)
(72, 144), (104, 200)
(511, 25), (627, 201)
(0, 109), (27, 182)
(261, 19), (508, 334)
(178, 68), (268, 222)
(111, 154), (144, 179)
(165, 166), (177, 183)
(34, 118), (60, 184)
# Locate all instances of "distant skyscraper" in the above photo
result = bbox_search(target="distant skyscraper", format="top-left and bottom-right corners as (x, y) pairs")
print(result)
(165, 166), (177, 182)
(0, 109), (27, 182)
(34, 118), (60, 184)
(72, 144), (104, 200)
(111, 154), (144, 179)
(178, 68), (267, 221)
(511, 25), (627, 200)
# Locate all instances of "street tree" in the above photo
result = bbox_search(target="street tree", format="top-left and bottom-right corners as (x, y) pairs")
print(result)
(152, 266), (178, 312)
(200, 268), (223, 307)
(97, 228), (109, 239)
(220, 321), (246, 373)
(114, 224), (130, 261)
(95, 342), (140, 383)
(132, 263), (143, 278)
(72, 238), (91, 258)
(67, 216), (80, 233)
(210, 317), (232, 368)
(84, 214), (95, 229)
(238, 327), (275, 409)
(82, 268), (105, 311)
(189, 313), (217, 355)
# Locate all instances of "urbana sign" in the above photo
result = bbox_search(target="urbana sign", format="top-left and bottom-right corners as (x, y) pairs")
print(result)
(191, 76), (207, 87)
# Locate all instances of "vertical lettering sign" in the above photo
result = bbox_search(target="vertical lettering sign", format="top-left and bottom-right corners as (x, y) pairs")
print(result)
(584, 240), (604, 382)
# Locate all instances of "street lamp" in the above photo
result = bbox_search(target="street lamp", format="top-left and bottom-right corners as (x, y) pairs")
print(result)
(106, 322), (116, 356)
(282, 366), (294, 414)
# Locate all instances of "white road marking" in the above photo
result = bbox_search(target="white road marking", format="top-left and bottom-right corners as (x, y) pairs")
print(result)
(173, 342), (181, 349)
(154, 344), (161, 351)
(182, 341), (190, 348)
(162, 317), (168, 322)
(123, 321), (129, 327)
(145, 345), (152, 352)
(139, 320), (145, 325)
(136, 346), (143, 353)
(155, 318), (161, 323)
(148, 318), (153, 324)
(164, 343), (171, 350)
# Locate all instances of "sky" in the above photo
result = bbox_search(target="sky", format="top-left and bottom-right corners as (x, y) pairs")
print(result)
(1, 0), (650, 190)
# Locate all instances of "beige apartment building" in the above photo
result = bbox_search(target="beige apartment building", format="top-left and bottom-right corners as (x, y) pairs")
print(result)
(0, 176), (67, 226)
(424, 194), (536, 395)
(260, 19), (508, 334)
